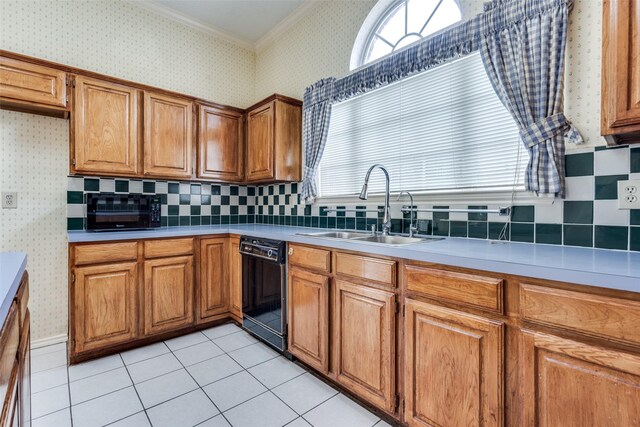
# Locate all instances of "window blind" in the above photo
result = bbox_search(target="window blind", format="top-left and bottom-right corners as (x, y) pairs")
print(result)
(318, 52), (525, 198)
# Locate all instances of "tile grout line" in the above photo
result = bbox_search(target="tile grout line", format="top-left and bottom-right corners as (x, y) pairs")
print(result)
(66, 341), (74, 427)
(115, 353), (153, 427)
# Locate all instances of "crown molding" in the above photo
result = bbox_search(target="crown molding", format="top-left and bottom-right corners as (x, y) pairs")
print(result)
(255, 0), (321, 52)
(128, 0), (256, 51)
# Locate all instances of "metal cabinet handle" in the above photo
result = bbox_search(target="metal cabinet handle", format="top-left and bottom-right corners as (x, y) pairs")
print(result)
(288, 247), (293, 255)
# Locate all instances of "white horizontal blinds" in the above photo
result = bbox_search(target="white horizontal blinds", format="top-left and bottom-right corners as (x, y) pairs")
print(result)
(318, 52), (525, 197)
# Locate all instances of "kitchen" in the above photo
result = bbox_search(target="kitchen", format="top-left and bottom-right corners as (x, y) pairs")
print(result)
(1, 0), (639, 426)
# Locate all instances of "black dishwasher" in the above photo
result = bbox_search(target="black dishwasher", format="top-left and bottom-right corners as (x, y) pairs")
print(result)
(240, 236), (287, 352)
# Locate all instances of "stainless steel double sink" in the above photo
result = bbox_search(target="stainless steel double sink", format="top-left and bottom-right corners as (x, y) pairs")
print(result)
(296, 231), (443, 246)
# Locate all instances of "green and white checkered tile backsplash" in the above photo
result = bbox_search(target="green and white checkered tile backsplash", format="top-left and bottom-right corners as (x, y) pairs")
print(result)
(68, 146), (640, 251)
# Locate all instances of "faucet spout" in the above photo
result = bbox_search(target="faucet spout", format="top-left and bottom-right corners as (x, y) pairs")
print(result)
(360, 164), (392, 235)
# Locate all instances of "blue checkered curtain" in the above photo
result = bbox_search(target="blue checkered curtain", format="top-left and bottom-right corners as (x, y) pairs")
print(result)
(479, 0), (583, 197)
(300, 78), (335, 203)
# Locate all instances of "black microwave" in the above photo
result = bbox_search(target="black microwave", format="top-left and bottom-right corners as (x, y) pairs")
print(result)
(86, 193), (161, 231)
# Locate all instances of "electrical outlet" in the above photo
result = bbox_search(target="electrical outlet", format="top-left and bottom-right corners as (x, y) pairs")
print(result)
(1, 192), (18, 209)
(618, 180), (640, 209)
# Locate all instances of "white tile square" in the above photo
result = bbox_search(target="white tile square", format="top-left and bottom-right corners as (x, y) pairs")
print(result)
(68, 354), (123, 382)
(223, 392), (297, 427)
(594, 148), (630, 175)
(221, 205), (230, 215)
(303, 394), (380, 427)
(31, 408), (72, 427)
(161, 205), (168, 216)
(126, 353), (182, 383)
(31, 365), (68, 394)
(121, 342), (170, 365)
(212, 195), (222, 205)
(168, 193), (179, 205)
(146, 389), (219, 427)
(203, 371), (267, 412)
(100, 178), (115, 193)
(180, 183), (191, 194)
(155, 181), (168, 194)
(593, 200), (629, 225)
(202, 205), (212, 215)
(165, 331), (209, 351)
(31, 384), (70, 420)
(69, 366), (132, 405)
(221, 186), (231, 196)
(202, 184), (212, 195)
(66, 203), (84, 218)
(71, 386), (143, 427)
(31, 349), (67, 374)
(228, 342), (279, 368)
(129, 180), (143, 193)
(186, 354), (243, 387)
(202, 323), (243, 340)
(198, 414), (232, 426)
(108, 412), (151, 427)
(272, 372), (338, 414)
(565, 176), (595, 201)
(67, 177), (84, 191)
(174, 340), (224, 366)
(534, 200), (563, 224)
(191, 194), (201, 205)
(247, 356), (305, 389)
(179, 204), (191, 216)
(135, 369), (198, 408)
(213, 331), (258, 352)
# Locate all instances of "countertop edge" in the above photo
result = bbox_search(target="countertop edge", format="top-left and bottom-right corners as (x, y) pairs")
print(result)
(1, 252), (27, 326)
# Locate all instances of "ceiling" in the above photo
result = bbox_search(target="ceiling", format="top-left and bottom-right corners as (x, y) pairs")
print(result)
(146, 0), (311, 47)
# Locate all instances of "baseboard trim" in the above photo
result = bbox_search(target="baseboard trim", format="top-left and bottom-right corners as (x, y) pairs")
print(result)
(31, 333), (68, 349)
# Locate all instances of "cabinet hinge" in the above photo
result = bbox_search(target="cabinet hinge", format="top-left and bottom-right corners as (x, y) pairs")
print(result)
(71, 273), (75, 283)
(72, 159), (76, 166)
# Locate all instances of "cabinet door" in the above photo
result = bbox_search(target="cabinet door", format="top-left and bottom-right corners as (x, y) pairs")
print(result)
(601, 0), (640, 135)
(144, 92), (193, 178)
(73, 76), (139, 175)
(198, 238), (228, 321)
(74, 262), (138, 353)
(287, 267), (329, 372)
(522, 330), (640, 426)
(404, 299), (503, 427)
(143, 256), (194, 335)
(228, 237), (242, 319)
(0, 56), (66, 107)
(197, 105), (243, 181)
(334, 280), (395, 411)
(246, 101), (274, 181)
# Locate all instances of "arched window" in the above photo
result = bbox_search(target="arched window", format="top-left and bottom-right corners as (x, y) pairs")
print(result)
(351, 0), (462, 69)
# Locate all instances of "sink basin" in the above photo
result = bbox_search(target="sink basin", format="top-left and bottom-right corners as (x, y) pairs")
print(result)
(298, 231), (372, 239)
(353, 235), (443, 245)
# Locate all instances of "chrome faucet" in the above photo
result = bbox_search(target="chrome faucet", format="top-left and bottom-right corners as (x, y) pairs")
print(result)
(397, 191), (417, 237)
(359, 164), (392, 235)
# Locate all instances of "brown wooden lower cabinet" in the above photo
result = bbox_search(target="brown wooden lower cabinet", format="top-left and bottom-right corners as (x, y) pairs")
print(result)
(198, 238), (228, 322)
(333, 279), (395, 412)
(287, 266), (330, 373)
(228, 236), (242, 320)
(521, 330), (640, 426)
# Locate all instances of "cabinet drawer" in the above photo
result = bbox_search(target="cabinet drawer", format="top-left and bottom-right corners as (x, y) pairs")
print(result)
(0, 56), (67, 108)
(334, 252), (396, 286)
(144, 238), (193, 258)
(521, 283), (640, 346)
(74, 242), (138, 265)
(288, 245), (330, 273)
(405, 264), (503, 313)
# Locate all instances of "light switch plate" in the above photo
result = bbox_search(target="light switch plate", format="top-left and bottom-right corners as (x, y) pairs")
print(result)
(1, 192), (17, 209)
(617, 179), (640, 209)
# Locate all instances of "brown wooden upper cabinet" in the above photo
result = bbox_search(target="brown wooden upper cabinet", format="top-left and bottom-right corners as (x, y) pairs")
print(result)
(197, 104), (244, 182)
(0, 56), (67, 113)
(246, 95), (302, 183)
(73, 76), (139, 176)
(601, 0), (640, 144)
(144, 91), (193, 179)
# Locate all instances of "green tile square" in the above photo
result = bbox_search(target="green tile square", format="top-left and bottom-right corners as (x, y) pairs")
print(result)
(168, 205), (179, 216)
(179, 216), (190, 226)
(468, 221), (487, 239)
(433, 219), (449, 236)
(211, 216), (221, 225)
(631, 147), (640, 173)
(489, 222), (509, 240)
(231, 206), (239, 215)
(631, 210), (640, 226)
(594, 226), (628, 250)
(305, 205), (312, 216)
(346, 218), (356, 230)
(416, 220), (432, 235)
(631, 227), (640, 251)
(564, 224), (593, 247)
(221, 196), (230, 205)
(161, 217), (167, 227)
(191, 205), (201, 215)
(191, 216), (201, 225)
(535, 223), (562, 245)
(160, 194), (167, 204)
(336, 218), (345, 229)
(327, 217), (336, 228)
(190, 184), (201, 195)
(468, 206), (488, 221)
(143, 181), (155, 193)
(565, 152), (594, 177)
(595, 175), (628, 200)
(511, 205), (534, 222)
(84, 178), (100, 192)
(212, 205), (220, 215)
(67, 218), (83, 231)
(239, 196), (247, 205)
(201, 195), (211, 205)
(211, 185), (221, 195)
(168, 183), (179, 194)
(179, 194), (190, 205)
(248, 187), (255, 196)
(67, 191), (84, 204)
(511, 223), (534, 243)
(320, 207), (328, 217)
(450, 221), (467, 237)
(291, 183), (298, 193)
(168, 216), (179, 226)
(201, 216), (211, 225)
(231, 186), (239, 196)
(114, 180), (128, 193)
(268, 186), (274, 195)
(563, 201), (593, 224)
